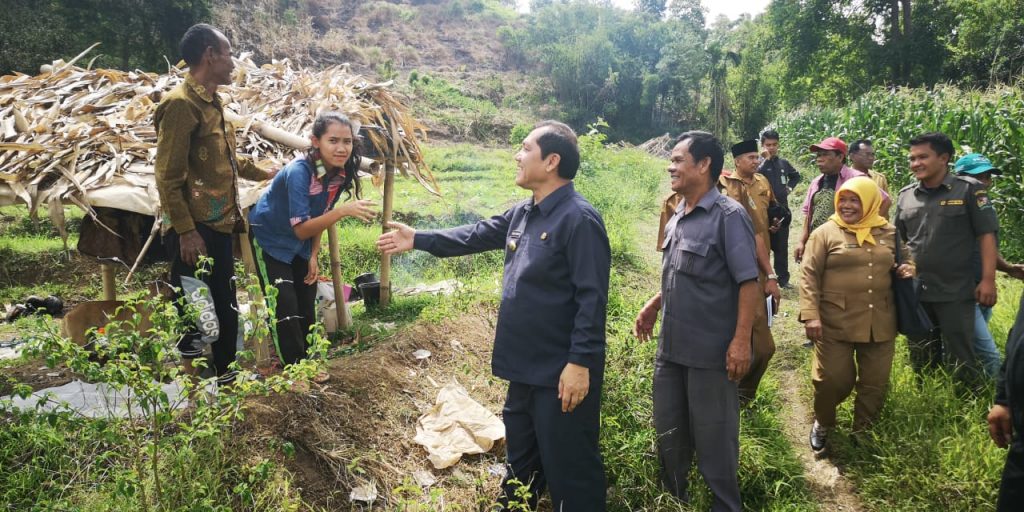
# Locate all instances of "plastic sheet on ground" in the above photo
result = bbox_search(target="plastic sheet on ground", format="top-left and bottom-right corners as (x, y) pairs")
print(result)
(1, 379), (188, 418)
(395, 279), (461, 297)
(414, 381), (505, 469)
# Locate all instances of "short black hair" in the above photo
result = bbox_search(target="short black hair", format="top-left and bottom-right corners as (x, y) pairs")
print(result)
(675, 131), (724, 184)
(179, 24), (224, 68)
(760, 129), (780, 143)
(849, 139), (872, 154)
(909, 132), (954, 159)
(534, 120), (580, 180)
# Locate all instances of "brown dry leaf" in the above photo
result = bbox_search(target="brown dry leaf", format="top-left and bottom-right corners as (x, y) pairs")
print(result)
(0, 47), (438, 216)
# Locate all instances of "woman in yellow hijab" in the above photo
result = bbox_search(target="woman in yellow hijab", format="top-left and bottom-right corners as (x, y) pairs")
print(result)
(798, 176), (915, 455)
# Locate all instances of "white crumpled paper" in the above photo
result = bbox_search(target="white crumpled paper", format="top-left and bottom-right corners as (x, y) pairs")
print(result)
(414, 381), (505, 469)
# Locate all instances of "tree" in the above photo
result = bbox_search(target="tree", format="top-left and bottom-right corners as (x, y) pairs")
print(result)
(635, 0), (667, 17)
(0, 0), (211, 74)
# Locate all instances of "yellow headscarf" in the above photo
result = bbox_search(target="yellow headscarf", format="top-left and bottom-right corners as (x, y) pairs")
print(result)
(830, 176), (888, 246)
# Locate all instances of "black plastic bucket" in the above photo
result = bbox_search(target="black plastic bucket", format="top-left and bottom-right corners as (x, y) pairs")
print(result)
(359, 282), (381, 308)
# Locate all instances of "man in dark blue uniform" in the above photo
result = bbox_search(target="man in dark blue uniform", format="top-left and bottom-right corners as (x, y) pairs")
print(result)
(757, 129), (800, 288)
(377, 120), (610, 511)
(988, 290), (1024, 511)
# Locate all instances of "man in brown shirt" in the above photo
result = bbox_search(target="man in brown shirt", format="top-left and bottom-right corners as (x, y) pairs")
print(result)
(718, 140), (781, 403)
(155, 24), (273, 386)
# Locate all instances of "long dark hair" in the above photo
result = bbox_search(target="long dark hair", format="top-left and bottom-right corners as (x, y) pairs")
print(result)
(307, 111), (362, 200)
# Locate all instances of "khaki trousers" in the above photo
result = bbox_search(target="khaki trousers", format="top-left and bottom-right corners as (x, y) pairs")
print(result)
(739, 303), (775, 402)
(812, 338), (895, 429)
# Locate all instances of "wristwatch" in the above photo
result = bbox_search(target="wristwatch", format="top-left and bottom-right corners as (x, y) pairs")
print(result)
(767, 273), (779, 281)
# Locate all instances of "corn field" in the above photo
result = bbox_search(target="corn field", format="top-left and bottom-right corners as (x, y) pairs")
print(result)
(772, 85), (1024, 259)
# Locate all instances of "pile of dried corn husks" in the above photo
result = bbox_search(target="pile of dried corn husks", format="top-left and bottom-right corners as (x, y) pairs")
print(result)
(637, 133), (672, 159)
(0, 47), (437, 232)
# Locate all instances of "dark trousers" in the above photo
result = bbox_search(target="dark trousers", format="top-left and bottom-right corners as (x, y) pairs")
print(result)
(165, 224), (239, 385)
(769, 217), (791, 286)
(498, 381), (606, 511)
(999, 440), (1024, 511)
(252, 246), (317, 365)
(653, 359), (741, 512)
(906, 300), (982, 387)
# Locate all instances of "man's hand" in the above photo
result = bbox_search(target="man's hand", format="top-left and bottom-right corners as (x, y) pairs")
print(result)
(987, 404), (1013, 448)
(794, 242), (805, 263)
(768, 218), (782, 234)
(804, 319), (823, 343)
(303, 257), (319, 285)
(633, 296), (661, 342)
(558, 362), (590, 413)
(765, 278), (781, 313)
(976, 278), (997, 308)
(179, 230), (207, 268)
(338, 199), (378, 223)
(377, 221), (416, 255)
(725, 336), (751, 382)
(1005, 263), (1024, 280)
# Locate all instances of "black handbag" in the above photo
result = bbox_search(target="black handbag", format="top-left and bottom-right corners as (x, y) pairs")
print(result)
(891, 237), (934, 336)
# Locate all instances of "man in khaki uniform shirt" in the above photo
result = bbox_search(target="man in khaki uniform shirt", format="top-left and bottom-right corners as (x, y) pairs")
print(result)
(656, 193), (682, 251)
(718, 140), (781, 403)
(155, 24), (273, 385)
(894, 133), (999, 388)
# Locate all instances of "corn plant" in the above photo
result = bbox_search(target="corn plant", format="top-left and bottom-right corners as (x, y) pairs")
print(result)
(771, 84), (1024, 258)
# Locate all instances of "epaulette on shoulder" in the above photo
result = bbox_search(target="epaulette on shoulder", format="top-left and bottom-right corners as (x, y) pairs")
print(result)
(717, 194), (744, 215)
(897, 182), (917, 194)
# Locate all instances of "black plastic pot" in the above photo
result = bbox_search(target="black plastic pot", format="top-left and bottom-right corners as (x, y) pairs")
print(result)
(359, 282), (381, 308)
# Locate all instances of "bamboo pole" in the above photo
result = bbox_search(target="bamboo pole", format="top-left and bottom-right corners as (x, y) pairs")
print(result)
(379, 162), (396, 307)
(100, 263), (116, 300)
(326, 226), (352, 329)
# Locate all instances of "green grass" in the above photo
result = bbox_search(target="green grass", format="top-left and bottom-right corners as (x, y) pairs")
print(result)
(11, 134), (1018, 510)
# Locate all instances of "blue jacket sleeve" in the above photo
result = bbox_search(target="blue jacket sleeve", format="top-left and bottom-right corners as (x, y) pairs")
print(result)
(412, 208), (513, 257)
(286, 163), (313, 227)
(565, 212), (611, 370)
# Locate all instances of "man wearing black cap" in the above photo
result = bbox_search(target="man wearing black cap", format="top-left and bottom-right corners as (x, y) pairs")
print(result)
(718, 139), (781, 402)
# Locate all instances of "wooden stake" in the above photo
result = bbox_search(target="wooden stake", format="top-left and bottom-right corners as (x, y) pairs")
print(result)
(379, 162), (396, 307)
(237, 231), (270, 364)
(100, 263), (116, 300)
(326, 226), (352, 330)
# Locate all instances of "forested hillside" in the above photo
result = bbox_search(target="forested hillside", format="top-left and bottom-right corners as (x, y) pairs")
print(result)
(6, 0), (1023, 143)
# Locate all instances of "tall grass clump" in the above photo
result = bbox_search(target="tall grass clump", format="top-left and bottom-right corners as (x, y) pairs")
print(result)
(820, 280), (1022, 510)
(771, 84), (1024, 258)
(0, 273), (325, 510)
